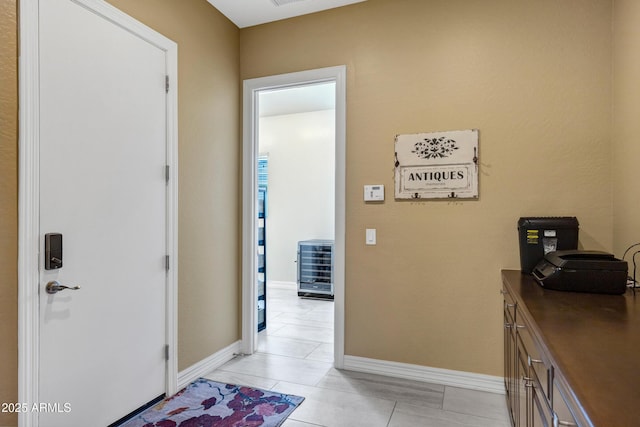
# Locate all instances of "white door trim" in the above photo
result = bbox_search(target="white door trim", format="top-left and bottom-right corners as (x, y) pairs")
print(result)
(17, 1), (179, 425)
(241, 66), (346, 368)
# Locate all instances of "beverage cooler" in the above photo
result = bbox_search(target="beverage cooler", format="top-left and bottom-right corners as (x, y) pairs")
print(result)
(297, 239), (334, 298)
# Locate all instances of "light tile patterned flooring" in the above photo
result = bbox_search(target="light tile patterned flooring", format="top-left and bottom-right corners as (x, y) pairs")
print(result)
(205, 282), (510, 427)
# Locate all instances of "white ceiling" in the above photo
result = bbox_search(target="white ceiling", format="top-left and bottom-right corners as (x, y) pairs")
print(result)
(259, 82), (335, 117)
(207, 0), (367, 28)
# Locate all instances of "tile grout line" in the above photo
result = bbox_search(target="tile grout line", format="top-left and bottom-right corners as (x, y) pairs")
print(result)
(386, 401), (398, 427)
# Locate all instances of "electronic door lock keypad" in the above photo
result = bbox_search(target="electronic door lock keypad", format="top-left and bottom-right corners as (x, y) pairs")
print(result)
(45, 233), (63, 270)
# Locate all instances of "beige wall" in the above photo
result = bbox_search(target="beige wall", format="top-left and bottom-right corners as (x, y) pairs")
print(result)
(0, 1), (18, 424)
(106, 0), (241, 370)
(240, 0), (613, 376)
(2, 0), (634, 420)
(613, 0), (640, 257)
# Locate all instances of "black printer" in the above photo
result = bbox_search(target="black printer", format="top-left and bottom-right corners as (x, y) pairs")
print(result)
(532, 250), (628, 295)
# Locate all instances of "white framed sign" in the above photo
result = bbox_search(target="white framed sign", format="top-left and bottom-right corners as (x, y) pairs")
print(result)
(394, 129), (479, 199)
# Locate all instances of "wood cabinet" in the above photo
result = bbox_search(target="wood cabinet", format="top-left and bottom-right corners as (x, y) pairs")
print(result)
(502, 269), (640, 426)
(504, 286), (562, 427)
(503, 290), (560, 427)
(502, 272), (596, 427)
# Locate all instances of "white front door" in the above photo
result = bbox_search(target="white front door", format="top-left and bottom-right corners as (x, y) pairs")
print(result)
(38, 0), (170, 425)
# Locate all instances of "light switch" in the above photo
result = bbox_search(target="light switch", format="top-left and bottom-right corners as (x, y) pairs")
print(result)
(364, 185), (384, 202)
(366, 228), (376, 245)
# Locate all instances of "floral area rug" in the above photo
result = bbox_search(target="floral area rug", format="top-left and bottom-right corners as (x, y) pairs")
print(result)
(118, 378), (304, 427)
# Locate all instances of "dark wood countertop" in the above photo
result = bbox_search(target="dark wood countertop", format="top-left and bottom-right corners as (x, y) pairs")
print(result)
(501, 270), (640, 427)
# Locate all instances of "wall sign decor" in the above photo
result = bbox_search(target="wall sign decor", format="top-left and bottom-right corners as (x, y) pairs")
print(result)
(394, 129), (479, 199)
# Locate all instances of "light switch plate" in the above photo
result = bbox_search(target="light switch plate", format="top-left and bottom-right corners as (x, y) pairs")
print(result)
(364, 185), (384, 202)
(366, 228), (376, 245)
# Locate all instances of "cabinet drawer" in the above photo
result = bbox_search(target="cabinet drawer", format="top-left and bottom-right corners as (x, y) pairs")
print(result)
(515, 312), (553, 405)
(553, 381), (579, 427)
(532, 382), (553, 427)
(502, 286), (517, 320)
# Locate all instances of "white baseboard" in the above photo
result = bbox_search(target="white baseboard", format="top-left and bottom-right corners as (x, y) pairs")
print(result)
(177, 340), (242, 390)
(343, 355), (505, 395)
(267, 280), (296, 288)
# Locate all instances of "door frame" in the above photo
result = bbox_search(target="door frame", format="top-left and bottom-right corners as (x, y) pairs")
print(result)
(17, 1), (179, 425)
(241, 66), (346, 368)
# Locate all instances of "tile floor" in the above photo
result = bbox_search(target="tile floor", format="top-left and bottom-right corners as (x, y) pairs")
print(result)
(205, 282), (511, 427)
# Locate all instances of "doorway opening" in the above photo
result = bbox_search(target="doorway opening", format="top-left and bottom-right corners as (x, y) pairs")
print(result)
(257, 82), (336, 360)
(242, 66), (346, 368)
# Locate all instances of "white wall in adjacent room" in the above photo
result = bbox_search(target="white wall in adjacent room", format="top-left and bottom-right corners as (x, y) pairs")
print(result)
(259, 109), (335, 283)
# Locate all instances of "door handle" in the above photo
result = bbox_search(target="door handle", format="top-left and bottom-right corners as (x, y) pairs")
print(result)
(45, 280), (81, 294)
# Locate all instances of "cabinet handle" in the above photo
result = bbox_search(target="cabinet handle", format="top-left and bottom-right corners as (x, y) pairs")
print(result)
(528, 355), (544, 365)
(516, 324), (526, 329)
(504, 323), (513, 329)
(553, 414), (578, 427)
(505, 302), (516, 308)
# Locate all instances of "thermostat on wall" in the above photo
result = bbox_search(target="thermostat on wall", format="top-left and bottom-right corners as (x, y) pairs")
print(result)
(364, 185), (385, 202)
